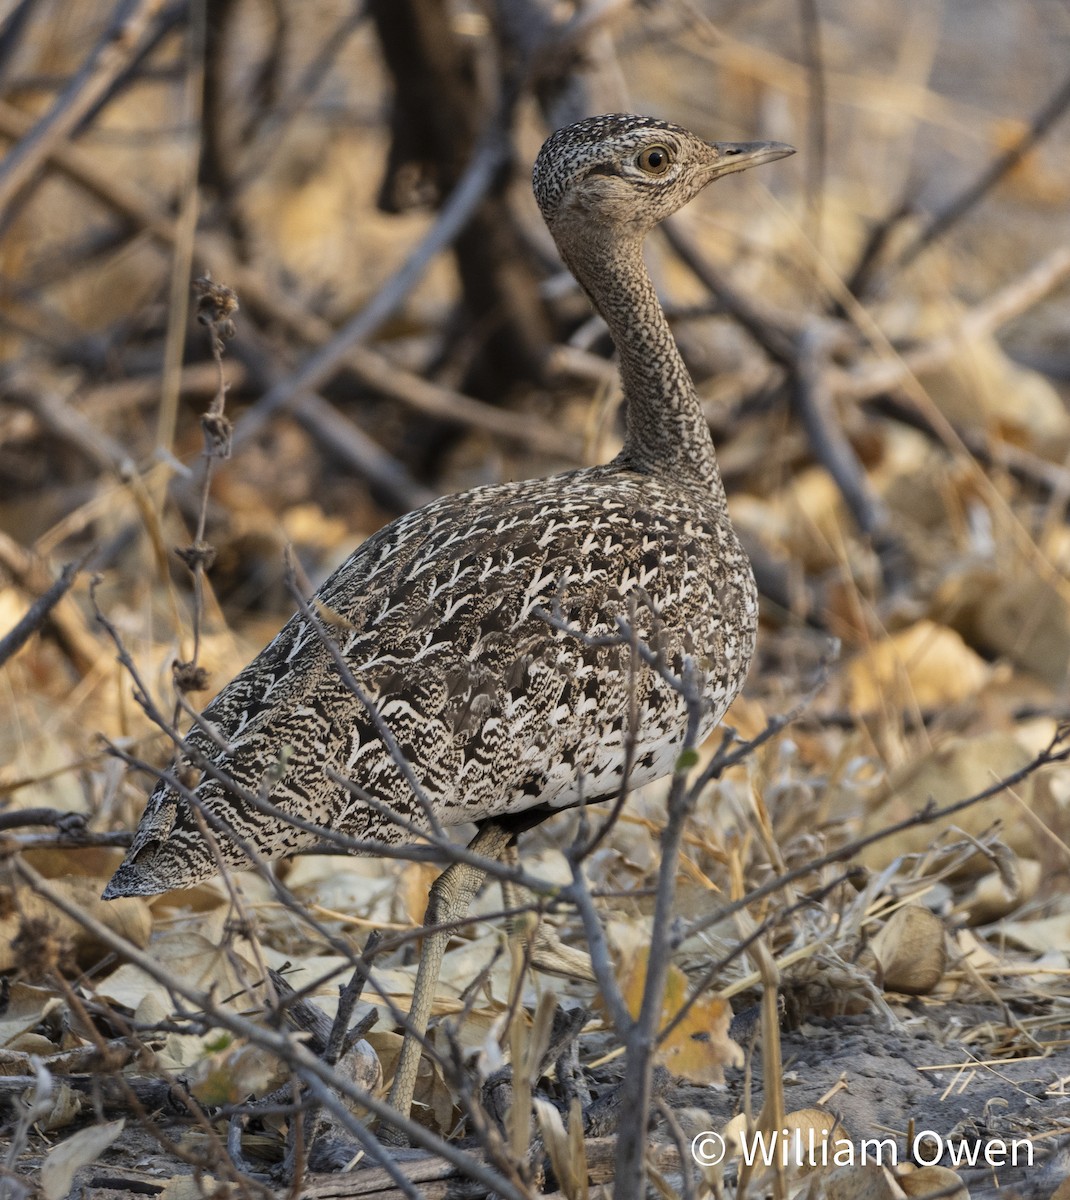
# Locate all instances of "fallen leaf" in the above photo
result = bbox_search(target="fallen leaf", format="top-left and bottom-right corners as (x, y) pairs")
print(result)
(846, 620), (988, 715)
(40, 1118), (125, 1200)
(869, 906), (947, 994)
(936, 566), (1070, 686)
(0, 983), (62, 1046)
(914, 328), (1070, 456)
(619, 950), (741, 1084)
(955, 857), (1041, 924)
(0, 875), (151, 973)
(896, 1164), (968, 1200)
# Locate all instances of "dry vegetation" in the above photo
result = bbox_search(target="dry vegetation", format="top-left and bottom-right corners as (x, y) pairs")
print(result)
(2, 1), (1070, 1198)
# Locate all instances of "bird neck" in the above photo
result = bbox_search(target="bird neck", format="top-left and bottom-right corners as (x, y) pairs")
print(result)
(564, 230), (724, 497)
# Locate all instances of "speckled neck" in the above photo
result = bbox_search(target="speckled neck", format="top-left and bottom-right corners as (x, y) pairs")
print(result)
(563, 230), (724, 498)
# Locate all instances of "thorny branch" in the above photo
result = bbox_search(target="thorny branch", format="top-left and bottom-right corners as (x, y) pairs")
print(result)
(172, 276), (238, 690)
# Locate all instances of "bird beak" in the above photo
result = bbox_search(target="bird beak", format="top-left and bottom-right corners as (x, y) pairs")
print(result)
(704, 140), (796, 179)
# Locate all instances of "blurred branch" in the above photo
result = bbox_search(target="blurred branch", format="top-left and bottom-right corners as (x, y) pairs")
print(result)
(0, 96), (576, 466)
(370, 0), (555, 395)
(6, 371), (174, 576)
(0, 531), (100, 675)
(839, 199), (913, 307)
(294, 393), (437, 511)
(216, 253), (576, 457)
(85, 361), (246, 414)
(0, 0), (164, 214)
(154, 0), (207, 473)
(865, 392), (1070, 502)
(198, 0), (250, 254)
(797, 0), (828, 247)
(231, 117), (512, 451)
(0, 364), (239, 459)
(0, 552), (90, 671)
(895, 64), (1070, 270)
(226, 2), (370, 199)
(0, 97), (174, 239)
(834, 244), (1070, 401)
(793, 323), (907, 591)
(0, 109), (434, 511)
(662, 220), (911, 579)
(0, 0), (36, 86)
(662, 218), (800, 366)
(71, 2), (186, 137)
(8, 372), (137, 478)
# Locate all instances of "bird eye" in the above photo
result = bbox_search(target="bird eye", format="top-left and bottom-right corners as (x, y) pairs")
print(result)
(637, 145), (673, 175)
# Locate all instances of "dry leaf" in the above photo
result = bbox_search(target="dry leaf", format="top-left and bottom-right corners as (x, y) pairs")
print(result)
(996, 912), (1070, 956)
(824, 1162), (907, 1200)
(398, 861), (440, 926)
(782, 1108), (843, 1175)
(936, 566), (1070, 687)
(40, 1118), (125, 1200)
(869, 906), (947, 994)
(956, 858), (1041, 924)
(7, 1032), (58, 1056)
(896, 1164), (969, 1200)
(619, 951), (741, 1083)
(0, 876), (151, 972)
(37, 1082), (84, 1133)
(846, 621), (988, 715)
(756, 467), (848, 571)
(0, 983), (63, 1046)
(914, 328), (1070, 456)
(190, 1042), (282, 1107)
(535, 1096), (586, 1200)
(280, 502), (351, 551)
(953, 929), (1001, 972)
(860, 733), (1039, 869)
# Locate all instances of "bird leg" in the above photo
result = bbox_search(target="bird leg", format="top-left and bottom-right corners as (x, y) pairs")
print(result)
(383, 820), (514, 1142)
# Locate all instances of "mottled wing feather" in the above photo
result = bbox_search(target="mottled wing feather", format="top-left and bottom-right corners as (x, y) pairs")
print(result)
(104, 466), (755, 896)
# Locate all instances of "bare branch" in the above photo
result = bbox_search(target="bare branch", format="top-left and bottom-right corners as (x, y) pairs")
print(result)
(0, 0), (165, 214)
(896, 65), (1070, 269)
(835, 245), (1070, 402)
(0, 550), (90, 670)
(11, 860), (532, 1200)
(232, 115), (513, 451)
(681, 724), (1070, 947)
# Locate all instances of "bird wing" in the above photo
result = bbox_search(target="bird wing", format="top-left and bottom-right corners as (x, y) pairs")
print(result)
(105, 467), (741, 896)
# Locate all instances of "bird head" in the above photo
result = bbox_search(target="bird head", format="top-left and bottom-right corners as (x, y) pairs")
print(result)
(102, 776), (248, 899)
(532, 113), (794, 239)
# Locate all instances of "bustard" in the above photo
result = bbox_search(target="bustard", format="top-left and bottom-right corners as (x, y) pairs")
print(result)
(105, 114), (793, 1127)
